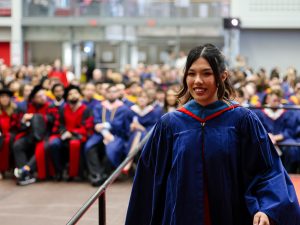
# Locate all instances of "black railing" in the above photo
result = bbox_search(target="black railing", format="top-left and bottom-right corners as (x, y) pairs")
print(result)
(247, 105), (300, 110)
(66, 129), (153, 225)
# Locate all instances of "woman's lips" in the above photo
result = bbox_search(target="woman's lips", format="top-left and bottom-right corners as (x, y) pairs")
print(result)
(193, 87), (206, 95)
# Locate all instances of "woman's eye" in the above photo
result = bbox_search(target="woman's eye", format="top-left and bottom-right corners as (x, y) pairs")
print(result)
(203, 72), (212, 76)
(187, 72), (195, 77)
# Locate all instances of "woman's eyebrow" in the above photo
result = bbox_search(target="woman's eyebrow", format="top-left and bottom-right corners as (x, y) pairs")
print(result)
(202, 68), (213, 72)
(188, 68), (212, 72)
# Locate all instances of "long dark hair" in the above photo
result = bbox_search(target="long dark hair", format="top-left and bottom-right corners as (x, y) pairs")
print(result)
(177, 44), (235, 104)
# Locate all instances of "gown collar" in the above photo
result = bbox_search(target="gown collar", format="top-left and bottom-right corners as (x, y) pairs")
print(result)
(178, 99), (240, 122)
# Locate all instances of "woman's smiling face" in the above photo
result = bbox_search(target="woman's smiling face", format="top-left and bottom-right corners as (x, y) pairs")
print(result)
(186, 57), (218, 106)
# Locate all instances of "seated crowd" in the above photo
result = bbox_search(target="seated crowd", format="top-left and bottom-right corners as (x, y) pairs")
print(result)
(0, 59), (299, 187)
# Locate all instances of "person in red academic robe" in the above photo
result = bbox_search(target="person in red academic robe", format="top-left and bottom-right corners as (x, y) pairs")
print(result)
(0, 89), (23, 178)
(13, 85), (60, 185)
(48, 85), (93, 180)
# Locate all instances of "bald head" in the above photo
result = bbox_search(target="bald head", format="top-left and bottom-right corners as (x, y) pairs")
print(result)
(93, 69), (102, 81)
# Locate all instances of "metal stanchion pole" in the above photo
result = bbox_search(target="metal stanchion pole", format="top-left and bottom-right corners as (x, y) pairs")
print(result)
(99, 192), (106, 225)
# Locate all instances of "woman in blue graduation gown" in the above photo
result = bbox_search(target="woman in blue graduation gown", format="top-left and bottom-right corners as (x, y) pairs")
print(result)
(253, 89), (300, 173)
(125, 44), (300, 225)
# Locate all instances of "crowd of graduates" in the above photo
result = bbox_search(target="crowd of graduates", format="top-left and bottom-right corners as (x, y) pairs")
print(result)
(0, 56), (300, 187)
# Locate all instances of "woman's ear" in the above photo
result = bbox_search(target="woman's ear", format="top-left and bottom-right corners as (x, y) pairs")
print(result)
(221, 71), (229, 82)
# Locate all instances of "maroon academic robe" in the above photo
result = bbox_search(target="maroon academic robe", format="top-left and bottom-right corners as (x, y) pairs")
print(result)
(60, 103), (93, 177)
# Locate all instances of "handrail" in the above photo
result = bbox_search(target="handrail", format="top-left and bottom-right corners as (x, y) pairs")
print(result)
(66, 129), (153, 225)
(247, 105), (300, 110)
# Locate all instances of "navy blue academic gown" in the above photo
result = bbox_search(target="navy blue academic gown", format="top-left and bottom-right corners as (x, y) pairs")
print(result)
(84, 101), (131, 167)
(254, 108), (300, 164)
(125, 100), (300, 225)
(82, 98), (100, 110)
(253, 107), (294, 140)
(127, 104), (162, 150)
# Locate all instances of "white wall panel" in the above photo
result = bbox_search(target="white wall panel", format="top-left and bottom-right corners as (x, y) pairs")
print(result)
(0, 27), (10, 41)
(240, 30), (300, 73)
(231, 0), (300, 28)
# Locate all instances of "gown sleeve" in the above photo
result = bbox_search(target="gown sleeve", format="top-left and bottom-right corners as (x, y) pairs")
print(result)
(93, 104), (102, 125)
(287, 110), (300, 139)
(240, 110), (300, 225)
(125, 115), (173, 225)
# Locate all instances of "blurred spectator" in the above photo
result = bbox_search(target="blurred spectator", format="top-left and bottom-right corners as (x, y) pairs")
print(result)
(155, 88), (166, 108)
(48, 85), (93, 180)
(48, 59), (68, 87)
(84, 84), (131, 186)
(235, 88), (249, 107)
(143, 79), (156, 90)
(233, 55), (246, 70)
(124, 82), (142, 105)
(51, 83), (65, 110)
(282, 67), (297, 99)
(13, 85), (60, 185)
(163, 89), (178, 113)
(70, 78), (81, 86)
(15, 69), (27, 83)
(124, 90), (162, 174)
(175, 51), (187, 72)
(0, 89), (23, 178)
(7, 80), (21, 101)
(16, 83), (34, 111)
(92, 68), (104, 82)
(254, 89), (300, 173)
(94, 81), (105, 101)
(289, 82), (300, 105)
(82, 82), (100, 110)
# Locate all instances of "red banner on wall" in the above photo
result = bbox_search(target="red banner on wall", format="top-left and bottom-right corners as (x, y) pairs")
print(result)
(0, 42), (10, 66)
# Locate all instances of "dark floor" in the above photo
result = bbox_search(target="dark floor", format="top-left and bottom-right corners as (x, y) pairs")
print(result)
(0, 178), (133, 225)
(0, 175), (299, 225)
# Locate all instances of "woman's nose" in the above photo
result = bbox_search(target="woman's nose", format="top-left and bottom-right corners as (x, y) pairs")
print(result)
(194, 74), (203, 84)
